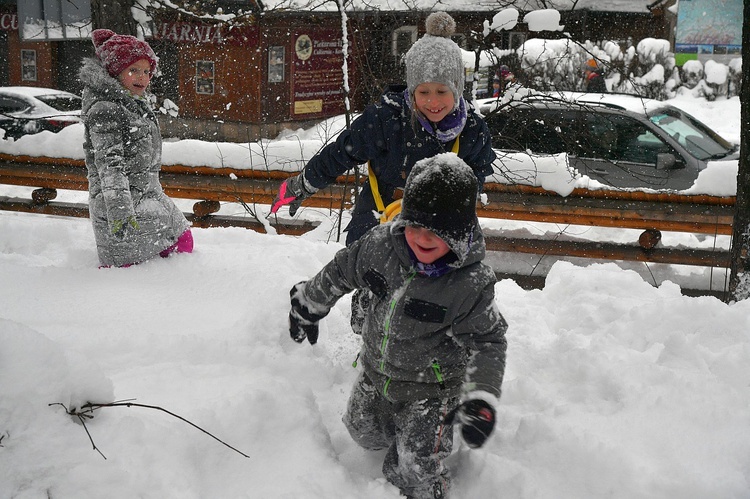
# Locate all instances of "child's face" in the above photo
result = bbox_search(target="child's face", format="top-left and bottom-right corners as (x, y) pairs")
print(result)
(414, 82), (455, 123)
(405, 225), (451, 264)
(118, 59), (153, 96)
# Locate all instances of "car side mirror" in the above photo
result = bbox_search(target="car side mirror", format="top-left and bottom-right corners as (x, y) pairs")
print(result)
(656, 153), (681, 170)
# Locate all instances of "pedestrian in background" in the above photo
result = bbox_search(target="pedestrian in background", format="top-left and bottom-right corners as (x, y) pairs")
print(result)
(583, 58), (607, 93)
(494, 65), (522, 97)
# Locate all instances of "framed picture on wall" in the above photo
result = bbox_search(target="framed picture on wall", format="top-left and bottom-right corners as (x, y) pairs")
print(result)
(195, 60), (214, 95)
(21, 49), (37, 81)
(268, 46), (284, 83)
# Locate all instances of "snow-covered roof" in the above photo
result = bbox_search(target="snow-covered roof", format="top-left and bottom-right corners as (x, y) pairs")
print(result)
(260, 0), (655, 13)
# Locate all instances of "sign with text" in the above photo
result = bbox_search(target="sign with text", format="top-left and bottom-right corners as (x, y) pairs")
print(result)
(291, 29), (347, 118)
(154, 21), (258, 47)
(0, 13), (18, 31)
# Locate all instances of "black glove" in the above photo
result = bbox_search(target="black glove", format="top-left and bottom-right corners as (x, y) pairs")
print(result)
(445, 399), (496, 448)
(289, 282), (327, 345)
(270, 173), (318, 217)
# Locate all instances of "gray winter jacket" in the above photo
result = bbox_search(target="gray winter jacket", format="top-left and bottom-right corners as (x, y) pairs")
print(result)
(298, 219), (507, 403)
(79, 58), (189, 267)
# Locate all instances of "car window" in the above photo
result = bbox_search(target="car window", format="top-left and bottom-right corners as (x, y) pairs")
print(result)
(578, 113), (620, 159)
(487, 104), (679, 167)
(486, 108), (571, 154)
(649, 107), (733, 160)
(582, 113), (674, 165)
(36, 95), (82, 112)
(0, 96), (29, 113)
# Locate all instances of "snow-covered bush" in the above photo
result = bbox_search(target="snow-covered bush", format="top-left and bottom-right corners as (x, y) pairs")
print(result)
(516, 38), (588, 91)
(704, 60), (729, 100)
(506, 36), (740, 101)
(727, 58), (742, 97)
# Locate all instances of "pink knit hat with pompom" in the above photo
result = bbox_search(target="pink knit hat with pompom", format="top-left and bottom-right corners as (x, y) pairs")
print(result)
(92, 29), (158, 77)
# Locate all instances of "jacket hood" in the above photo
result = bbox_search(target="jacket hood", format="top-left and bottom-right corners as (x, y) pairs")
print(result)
(389, 216), (486, 271)
(79, 57), (142, 113)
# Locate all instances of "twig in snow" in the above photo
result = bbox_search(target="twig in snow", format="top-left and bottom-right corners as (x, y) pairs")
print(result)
(50, 399), (250, 459)
(50, 402), (107, 459)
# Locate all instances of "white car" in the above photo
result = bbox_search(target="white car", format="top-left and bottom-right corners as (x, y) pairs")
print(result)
(0, 86), (81, 140)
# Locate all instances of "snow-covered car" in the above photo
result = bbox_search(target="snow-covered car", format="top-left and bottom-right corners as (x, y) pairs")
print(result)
(0, 86), (82, 140)
(479, 92), (738, 190)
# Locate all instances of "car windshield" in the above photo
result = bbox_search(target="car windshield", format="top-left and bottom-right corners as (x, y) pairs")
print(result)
(36, 95), (81, 112)
(648, 107), (734, 160)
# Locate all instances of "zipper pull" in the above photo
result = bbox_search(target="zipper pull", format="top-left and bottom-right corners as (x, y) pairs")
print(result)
(431, 360), (446, 390)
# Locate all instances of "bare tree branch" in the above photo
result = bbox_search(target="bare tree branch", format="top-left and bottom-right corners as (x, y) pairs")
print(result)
(50, 400), (251, 459)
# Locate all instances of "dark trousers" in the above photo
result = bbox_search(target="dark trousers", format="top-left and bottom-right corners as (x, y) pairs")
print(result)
(343, 370), (456, 499)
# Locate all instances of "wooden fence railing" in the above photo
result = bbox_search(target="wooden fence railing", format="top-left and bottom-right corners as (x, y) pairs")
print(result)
(0, 153), (735, 271)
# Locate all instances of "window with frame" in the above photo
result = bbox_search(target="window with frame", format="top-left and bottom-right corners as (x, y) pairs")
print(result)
(508, 32), (526, 50)
(392, 26), (417, 59)
(17, 0), (91, 41)
(604, 114), (674, 164)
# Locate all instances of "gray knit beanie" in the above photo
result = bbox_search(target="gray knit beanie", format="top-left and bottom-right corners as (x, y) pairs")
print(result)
(404, 12), (464, 109)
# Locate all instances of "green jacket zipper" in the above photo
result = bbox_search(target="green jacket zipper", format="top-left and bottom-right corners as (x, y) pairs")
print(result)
(379, 268), (417, 396)
(431, 360), (446, 390)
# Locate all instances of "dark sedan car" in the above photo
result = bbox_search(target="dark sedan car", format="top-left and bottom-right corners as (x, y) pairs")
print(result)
(0, 86), (82, 140)
(480, 92), (738, 190)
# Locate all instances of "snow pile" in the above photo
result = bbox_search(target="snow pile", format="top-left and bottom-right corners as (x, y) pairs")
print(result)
(0, 214), (748, 498)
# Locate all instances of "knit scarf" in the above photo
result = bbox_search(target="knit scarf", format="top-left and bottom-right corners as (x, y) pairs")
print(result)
(404, 89), (467, 143)
(407, 246), (458, 278)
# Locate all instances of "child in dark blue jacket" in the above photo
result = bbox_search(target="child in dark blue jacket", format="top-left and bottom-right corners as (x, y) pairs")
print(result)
(271, 11), (496, 245)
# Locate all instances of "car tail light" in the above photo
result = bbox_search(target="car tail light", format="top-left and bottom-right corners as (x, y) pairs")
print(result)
(45, 119), (76, 129)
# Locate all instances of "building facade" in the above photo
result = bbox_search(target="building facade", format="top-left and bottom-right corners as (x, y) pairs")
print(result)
(1, 1), (672, 142)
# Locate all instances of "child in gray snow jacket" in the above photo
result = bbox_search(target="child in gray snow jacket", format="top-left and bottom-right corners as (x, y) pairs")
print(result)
(286, 153), (508, 499)
(80, 29), (192, 268)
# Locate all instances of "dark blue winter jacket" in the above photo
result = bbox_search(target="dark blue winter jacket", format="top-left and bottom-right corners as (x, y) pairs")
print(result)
(302, 87), (496, 245)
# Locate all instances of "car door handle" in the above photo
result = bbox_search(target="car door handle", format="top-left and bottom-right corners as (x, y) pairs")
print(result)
(590, 168), (609, 175)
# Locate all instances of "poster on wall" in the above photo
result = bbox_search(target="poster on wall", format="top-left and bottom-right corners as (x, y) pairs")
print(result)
(268, 46), (285, 83)
(21, 49), (37, 81)
(196, 60), (214, 95)
(291, 30), (347, 118)
(674, 0), (742, 65)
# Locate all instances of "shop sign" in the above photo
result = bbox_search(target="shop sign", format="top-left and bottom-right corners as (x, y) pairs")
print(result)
(0, 13), (18, 31)
(154, 21), (258, 46)
(291, 29), (347, 118)
(155, 21), (223, 44)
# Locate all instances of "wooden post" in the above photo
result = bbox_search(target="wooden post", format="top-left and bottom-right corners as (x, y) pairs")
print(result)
(728, 0), (750, 301)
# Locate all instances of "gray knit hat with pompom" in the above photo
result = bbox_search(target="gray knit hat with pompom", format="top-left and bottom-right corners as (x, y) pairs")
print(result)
(403, 12), (464, 109)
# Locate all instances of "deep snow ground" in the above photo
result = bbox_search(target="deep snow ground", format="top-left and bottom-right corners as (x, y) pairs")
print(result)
(1, 211), (749, 498)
